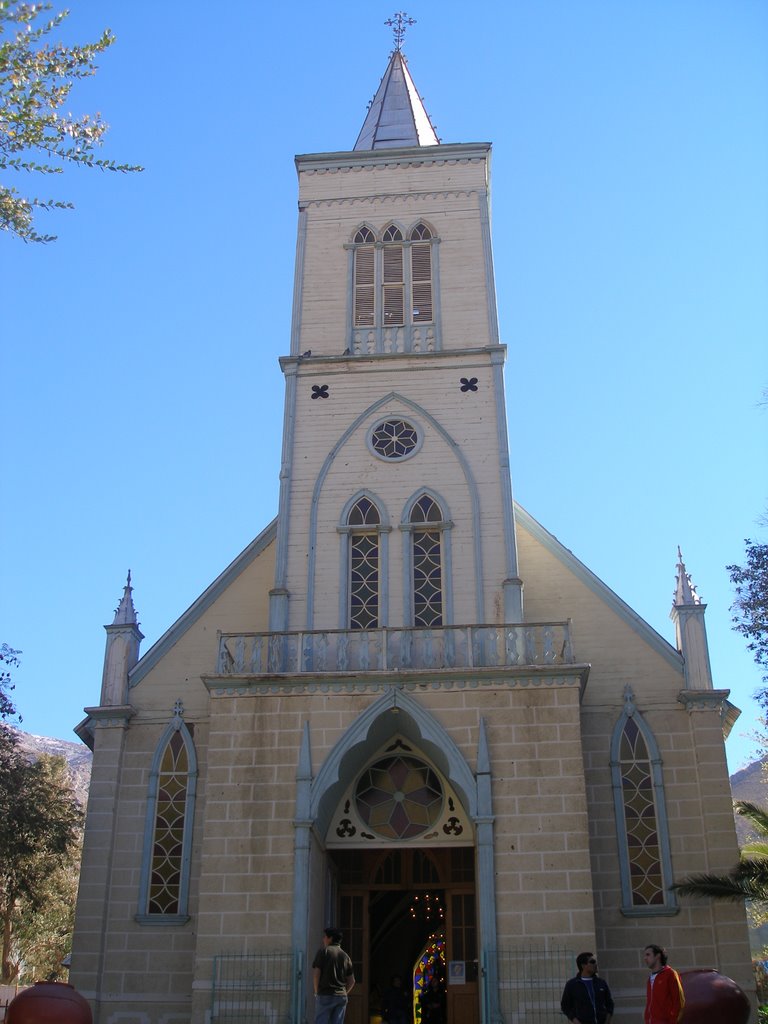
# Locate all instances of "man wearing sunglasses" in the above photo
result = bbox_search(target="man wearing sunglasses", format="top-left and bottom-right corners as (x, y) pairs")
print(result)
(561, 952), (614, 1024)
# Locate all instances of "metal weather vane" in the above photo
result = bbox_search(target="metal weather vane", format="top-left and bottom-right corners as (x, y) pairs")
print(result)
(385, 11), (416, 51)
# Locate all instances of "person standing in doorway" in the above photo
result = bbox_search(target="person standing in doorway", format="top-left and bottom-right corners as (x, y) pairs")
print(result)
(560, 952), (614, 1024)
(420, 975), (446, 1024)
(381, 974), (409, 1024)
(643, 945), (684, 1024)
(312, 927), (355, 1024)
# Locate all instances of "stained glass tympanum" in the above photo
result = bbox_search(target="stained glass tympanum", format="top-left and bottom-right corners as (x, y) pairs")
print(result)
(355, 756), (443, 840)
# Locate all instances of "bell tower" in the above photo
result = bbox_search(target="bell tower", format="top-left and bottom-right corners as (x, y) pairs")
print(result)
(269, 36), (523, 638)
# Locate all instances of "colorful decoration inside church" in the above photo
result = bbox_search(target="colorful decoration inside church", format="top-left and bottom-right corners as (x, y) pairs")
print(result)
(412, 933), (445, 1024)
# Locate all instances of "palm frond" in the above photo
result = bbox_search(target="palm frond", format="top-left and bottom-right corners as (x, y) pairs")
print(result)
(672, 859), (768, 903)
(735, 801), (768, 836)
(742, 841), (768, 859)
(671, 874), (754, 902)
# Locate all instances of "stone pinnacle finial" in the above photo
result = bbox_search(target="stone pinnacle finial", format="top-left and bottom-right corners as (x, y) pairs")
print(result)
(112, 570), (140, 626)
(673, 547), (702, 607)
(385, 11), (415, 51)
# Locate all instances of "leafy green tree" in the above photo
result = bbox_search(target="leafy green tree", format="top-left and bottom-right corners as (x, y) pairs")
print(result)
(0, 0), (142, 242)
(0, 752), (83, 983)
(12, 833), (82, 983)
(728, 541), (768, 697)
(671, 801), (768, 915)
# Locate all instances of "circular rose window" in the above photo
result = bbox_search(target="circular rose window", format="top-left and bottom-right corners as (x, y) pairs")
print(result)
(355, 755), (443, 840)
(369, 419), (420, 460)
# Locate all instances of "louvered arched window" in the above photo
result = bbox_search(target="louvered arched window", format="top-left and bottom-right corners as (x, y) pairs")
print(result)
(382, 225), (405, 326)
(410, 223), (433, 323)
(137, 713), (197, 923)
(347, 222), (440, 353)
(353, 227), (375, 327)
(610, 691), (676, 914)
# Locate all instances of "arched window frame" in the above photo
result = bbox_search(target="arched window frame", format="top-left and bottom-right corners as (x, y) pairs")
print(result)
(337, 492), (391, 630)
(136, 707), (198, 925)
(346, 221), (441, 355)
(610, 687), (678, 916)
(400, 489), (453, 627)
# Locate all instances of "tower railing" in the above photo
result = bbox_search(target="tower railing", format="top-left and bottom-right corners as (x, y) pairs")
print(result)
(216, 622), (574, 676)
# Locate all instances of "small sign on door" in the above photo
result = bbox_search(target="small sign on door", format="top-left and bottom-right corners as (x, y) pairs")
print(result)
(448, 961), (466, 985)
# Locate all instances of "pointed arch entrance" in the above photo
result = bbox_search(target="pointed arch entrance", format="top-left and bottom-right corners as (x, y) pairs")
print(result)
(294, 690), (495, 1024)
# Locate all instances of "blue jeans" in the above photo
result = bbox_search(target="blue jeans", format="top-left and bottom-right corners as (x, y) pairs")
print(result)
(315, 993), (348, 1024)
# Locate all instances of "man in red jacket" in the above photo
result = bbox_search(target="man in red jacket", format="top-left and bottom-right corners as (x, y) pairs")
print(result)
(643, 945), (685, 1024)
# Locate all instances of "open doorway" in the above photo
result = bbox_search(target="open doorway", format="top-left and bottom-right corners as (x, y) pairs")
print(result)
(330, 847), (478, 1024)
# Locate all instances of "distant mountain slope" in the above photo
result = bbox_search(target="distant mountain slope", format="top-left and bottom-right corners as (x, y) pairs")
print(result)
(730, 759), (767, 845)
(11, 728), (92, 808)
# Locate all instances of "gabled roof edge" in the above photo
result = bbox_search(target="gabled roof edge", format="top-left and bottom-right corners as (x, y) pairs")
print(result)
(129, 518), (278, 688)
(514, 503), (684, 673)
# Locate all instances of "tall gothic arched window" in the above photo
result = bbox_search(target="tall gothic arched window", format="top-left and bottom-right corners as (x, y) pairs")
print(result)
(137, 710), (197, 923)
(610, 689), (676, 914)
(410, 495), (443, 627)
(401, 491), (452, 627)
(348, 496), (381, 630)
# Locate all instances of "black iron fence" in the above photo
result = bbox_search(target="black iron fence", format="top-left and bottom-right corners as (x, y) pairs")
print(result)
(210, 951), (301, 1024)
(210, 945), (572, 1024)
(485, 946), (573, 1023)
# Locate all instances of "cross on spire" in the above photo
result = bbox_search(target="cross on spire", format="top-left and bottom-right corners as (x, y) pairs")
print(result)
(385, 11), (415, 51)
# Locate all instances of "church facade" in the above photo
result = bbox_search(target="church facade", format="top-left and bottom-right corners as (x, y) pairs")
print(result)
(70, 44), (753, 1024)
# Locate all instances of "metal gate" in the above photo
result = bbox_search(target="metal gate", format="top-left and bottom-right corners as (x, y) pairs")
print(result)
(210, 951), (302, 1024)
(484, 946), (573, 1024)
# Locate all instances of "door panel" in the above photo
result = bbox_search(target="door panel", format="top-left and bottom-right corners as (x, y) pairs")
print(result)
(338, 890), (368, 1024)
(446, 892), (479, 1024)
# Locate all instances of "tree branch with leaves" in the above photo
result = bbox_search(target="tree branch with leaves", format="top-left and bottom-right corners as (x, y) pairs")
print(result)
(0, 0), (142, 242)
(0, 751), (83, 982)
(728, 540), (768, 701)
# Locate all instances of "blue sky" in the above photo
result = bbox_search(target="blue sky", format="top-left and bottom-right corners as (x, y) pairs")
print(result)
(2, 0), (766, 774)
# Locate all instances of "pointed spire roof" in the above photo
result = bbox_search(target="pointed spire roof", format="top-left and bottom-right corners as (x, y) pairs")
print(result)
(673, 547), (703, 607)
(112, 570), (140, 626)
(354, 49), (439, 151)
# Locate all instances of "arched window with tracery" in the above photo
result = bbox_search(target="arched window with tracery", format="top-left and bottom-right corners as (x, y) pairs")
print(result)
(410, 495), (443, 627)
(137, 709), (197, 923)
(347, 496), (382, 630)
(610, 689), (676, 915)
(401, 492), (452, 627)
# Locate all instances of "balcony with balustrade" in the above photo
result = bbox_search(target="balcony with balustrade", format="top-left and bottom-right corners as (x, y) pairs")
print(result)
(212, 621), (586, 689)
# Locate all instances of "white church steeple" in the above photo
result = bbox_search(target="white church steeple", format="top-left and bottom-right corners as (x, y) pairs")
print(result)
(354, 49), (439, 151)
(354, 13), (438, 151)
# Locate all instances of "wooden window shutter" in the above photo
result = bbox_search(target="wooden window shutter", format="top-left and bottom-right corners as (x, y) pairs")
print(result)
(411, 242), (432, 323)
(354, 246), (375, 326)
(382, 245), (404, 325)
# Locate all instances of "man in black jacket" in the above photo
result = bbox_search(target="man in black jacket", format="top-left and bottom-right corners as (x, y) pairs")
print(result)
(561, 952), (614, 1024)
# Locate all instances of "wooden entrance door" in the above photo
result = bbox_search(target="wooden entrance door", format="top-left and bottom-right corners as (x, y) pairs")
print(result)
(333, 848), (479, 1024)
